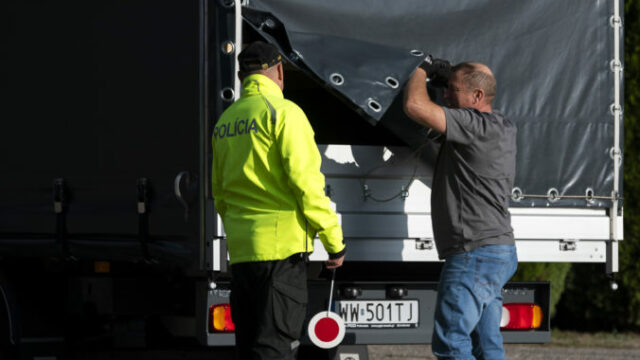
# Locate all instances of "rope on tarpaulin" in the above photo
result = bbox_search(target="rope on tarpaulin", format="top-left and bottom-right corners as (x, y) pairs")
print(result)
(510, 186), (622, 203)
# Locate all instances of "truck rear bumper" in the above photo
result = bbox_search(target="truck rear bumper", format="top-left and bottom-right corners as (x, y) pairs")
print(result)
(197, 280), (550, 346)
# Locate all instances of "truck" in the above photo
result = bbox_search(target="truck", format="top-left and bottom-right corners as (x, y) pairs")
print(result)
(2, 0), (624, 359)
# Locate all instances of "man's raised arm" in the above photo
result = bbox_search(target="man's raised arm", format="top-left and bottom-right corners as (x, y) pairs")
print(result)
(403, 65), (447, 133)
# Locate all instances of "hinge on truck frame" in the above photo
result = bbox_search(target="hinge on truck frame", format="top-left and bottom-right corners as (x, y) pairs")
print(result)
(400, 186), (409, 200)
(415, 238), (434, 250)
(559, 239), (578, 251)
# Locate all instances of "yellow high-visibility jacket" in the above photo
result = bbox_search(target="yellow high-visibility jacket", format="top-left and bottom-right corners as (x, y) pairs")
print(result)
(211, 74), (345, 265)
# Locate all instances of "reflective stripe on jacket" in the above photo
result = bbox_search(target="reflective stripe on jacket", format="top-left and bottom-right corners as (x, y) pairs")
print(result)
(211, 74), (344, 265)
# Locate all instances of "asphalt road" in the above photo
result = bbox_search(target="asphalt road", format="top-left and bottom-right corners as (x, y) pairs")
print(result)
(368, 344), (640, 360)
(68, 344), (640, 360)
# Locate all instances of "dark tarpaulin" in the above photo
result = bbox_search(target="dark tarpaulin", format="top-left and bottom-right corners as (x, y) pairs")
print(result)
(245, 0), (622, 209)
(242, 7), (425, 123)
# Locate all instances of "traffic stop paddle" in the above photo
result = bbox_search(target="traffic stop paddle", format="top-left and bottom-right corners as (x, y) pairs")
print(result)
(307, 268), (345, 349)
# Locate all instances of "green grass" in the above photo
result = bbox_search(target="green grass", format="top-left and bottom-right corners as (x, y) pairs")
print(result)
(550, 329), (640, 349)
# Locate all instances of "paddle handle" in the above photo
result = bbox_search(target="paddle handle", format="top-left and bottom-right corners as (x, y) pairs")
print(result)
(327, 268), (336, 315)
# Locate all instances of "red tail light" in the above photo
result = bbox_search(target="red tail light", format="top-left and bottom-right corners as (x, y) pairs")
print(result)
(500, 303), (543, 330)
(209, 303), (235, 333)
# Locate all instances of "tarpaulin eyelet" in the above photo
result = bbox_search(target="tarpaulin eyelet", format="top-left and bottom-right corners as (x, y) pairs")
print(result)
(220, 87), (235, 102)
(609, 15), (622, 28)
(410, 49), (424, 57)
(367, 98), (382, 112)
(610, 59), (622, 72)
(511, 187), (523, 202)
(330, 73), (344, 86)
(609, 103), (622, 116)
(609, 147), (622, 164)
(264, 18), (276, 29)
(547, 188), (559, 203)
(385, 76), (399, 88)
(585, 188), (595, 204)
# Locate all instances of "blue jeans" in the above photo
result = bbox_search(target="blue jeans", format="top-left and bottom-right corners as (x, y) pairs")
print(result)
(432, 245), (518, 360)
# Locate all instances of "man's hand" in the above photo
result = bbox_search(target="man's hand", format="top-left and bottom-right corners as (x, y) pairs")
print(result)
(419, 56), (452, 86)
(326, 254), (345, 269)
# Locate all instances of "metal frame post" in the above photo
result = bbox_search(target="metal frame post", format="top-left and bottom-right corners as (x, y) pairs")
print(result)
(607, 0), (623, 274)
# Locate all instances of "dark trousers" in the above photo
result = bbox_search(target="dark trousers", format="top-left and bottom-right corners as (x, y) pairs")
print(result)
(230, 254), (308, 360)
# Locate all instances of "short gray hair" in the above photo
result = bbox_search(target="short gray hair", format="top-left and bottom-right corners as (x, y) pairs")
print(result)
(452, 62), (497, 102)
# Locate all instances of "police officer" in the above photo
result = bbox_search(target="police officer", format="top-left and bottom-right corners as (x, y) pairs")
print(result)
(211, 41), (346, 360)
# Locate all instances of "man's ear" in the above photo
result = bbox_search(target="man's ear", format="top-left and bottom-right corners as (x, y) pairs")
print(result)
(277, 62), (284, 82)
(474, 89), (484, 104)
(275, 62), (284, 90)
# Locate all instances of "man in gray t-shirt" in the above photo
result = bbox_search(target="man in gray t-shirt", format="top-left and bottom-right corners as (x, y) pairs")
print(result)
(403, 61), (518, 360)
(433, 105), (516, 258)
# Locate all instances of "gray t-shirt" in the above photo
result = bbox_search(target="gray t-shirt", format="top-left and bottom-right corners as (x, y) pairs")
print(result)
(431, 107), (517, 259)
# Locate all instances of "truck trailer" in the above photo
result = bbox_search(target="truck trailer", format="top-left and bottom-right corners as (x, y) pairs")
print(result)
(2, 0), (624, 358)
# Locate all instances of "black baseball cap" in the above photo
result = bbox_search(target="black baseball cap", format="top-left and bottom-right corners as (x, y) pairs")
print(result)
(238, 41), (283, 73)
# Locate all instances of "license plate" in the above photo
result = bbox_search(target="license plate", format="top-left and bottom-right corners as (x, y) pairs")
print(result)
(336, 300), (419, 329)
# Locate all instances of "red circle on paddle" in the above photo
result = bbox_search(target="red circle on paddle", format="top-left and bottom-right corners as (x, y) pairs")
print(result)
(314, 317), (340, 342)
(308, 311), (345, 349)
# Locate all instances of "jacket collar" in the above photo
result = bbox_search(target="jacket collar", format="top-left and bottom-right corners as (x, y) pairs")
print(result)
(241, 74), (283, 99)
